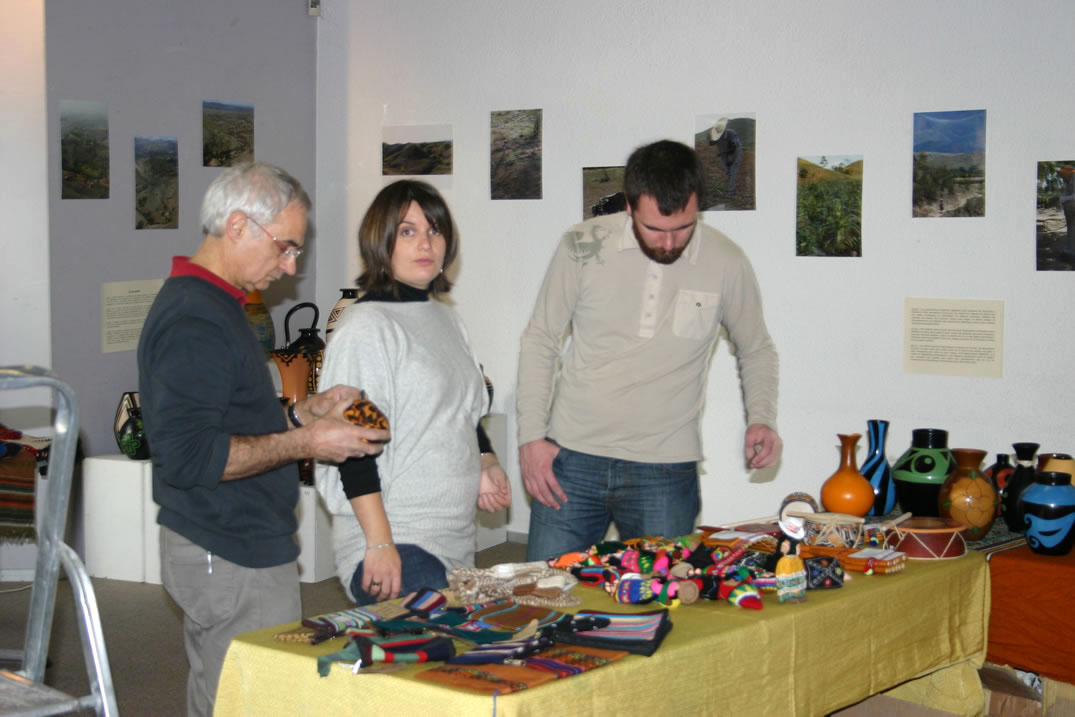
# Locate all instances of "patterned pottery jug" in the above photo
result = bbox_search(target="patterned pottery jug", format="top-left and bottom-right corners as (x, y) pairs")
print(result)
(938, 448), (997, 540)
(860, 419), (896, 517)
(113, 391), (150, 460)
(892, 428), (956, 517)
(1021, 471), (1075, 555)
(325, 288), (358, 342)
(821, 433), (875, 517)
(283, 302), (325, 393)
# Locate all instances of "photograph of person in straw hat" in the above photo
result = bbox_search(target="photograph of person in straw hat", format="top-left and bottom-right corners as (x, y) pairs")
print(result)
(694, 112), (756, 211)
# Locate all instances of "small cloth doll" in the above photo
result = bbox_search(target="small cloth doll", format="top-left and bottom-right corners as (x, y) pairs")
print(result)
(774, 538), (807, 603)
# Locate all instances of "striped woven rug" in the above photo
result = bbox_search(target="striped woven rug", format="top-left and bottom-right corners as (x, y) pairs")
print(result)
(0, 445), (39, 542)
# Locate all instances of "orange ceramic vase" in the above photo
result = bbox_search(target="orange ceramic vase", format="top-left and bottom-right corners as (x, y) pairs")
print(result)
(938, 448), (997, 540)
(821, 433), (875, 517)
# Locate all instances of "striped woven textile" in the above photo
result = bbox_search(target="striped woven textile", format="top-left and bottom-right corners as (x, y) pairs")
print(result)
(0, 445), (38, 542)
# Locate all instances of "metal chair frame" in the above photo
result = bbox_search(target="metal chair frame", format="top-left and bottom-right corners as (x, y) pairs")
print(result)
(0, 366), (118, 716)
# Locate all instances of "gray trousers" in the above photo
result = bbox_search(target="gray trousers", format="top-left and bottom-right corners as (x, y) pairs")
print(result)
(160, 526), (301, 717)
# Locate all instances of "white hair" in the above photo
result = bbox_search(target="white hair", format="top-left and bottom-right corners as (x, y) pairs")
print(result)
(200, 161), (311, 236)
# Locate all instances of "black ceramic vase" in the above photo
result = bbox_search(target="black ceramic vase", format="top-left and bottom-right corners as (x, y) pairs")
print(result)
(892, 428), (956, 517)
(1000, 442), (1039, 533)
(1021, 471), (1075, 555)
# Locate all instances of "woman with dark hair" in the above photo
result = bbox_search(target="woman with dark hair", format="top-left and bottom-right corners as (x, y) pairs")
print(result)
(316, 180), (511, 605)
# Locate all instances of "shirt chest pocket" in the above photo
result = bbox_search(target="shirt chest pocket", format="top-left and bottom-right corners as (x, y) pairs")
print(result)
(672, 290), (720, 340)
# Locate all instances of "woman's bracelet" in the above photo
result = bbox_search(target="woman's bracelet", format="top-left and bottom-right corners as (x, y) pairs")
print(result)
(367, 542), (393, 551)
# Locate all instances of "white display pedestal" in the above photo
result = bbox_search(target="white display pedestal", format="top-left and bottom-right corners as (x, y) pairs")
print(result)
(82, 455), (154, 583)
(82, 455), (334, 584)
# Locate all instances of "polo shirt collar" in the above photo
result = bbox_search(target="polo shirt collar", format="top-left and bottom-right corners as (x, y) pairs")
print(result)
(616, 213), (701, 265)
(170, 256), (246, 305)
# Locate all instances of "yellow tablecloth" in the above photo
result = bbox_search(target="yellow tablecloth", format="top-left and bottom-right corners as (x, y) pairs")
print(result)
(215, 552), (989, 716)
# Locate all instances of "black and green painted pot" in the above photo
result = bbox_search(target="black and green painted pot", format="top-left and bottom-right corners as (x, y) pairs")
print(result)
(892, 428), (956, 517)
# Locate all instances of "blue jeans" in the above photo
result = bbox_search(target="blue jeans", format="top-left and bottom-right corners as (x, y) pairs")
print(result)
(349, 543), (448, 606)
(525, 446), (700, 562)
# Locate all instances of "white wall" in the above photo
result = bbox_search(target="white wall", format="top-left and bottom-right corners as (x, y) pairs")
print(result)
(317, 0), (1075, 538)
(1, 0), (51, 428)
(0, 1), (49, 575)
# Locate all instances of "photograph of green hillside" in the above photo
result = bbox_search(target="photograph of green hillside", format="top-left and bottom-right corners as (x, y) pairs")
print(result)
(491, 109), (542, 200)
(796, 155), (863, 257)
(912, 109), (985, 218)
(694, 113), (756, 211)
(582, 165), (625, 220)
(1036, 160), (1075, 271)
(135, 136), (178, 230)
(202, 100), (253, 167)
(382, 124), (453, 176)
(60, 99), (109, 199)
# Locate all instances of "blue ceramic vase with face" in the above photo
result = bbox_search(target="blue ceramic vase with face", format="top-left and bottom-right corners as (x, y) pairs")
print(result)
(1021, 471), (1075, 556)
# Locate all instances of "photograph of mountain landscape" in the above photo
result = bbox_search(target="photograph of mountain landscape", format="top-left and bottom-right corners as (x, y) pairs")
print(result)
(912, 109), (986, 218)
(382, 124), (452, 176)
(582, 165), (625, 220)
(202, 100), (253, 167)
(491, 109), (542, 200)
(135, 136), (178, 230)
(796, 155), (863, 257)
(694, 113), (756, 211)
(1036, 160), (1075, 271)
(60, 99), (109, 199)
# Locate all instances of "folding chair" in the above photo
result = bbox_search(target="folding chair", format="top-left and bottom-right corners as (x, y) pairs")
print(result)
(0, 366), (118, 715)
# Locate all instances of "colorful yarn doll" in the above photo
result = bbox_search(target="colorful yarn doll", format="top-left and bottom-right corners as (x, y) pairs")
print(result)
(606, 573), (657, 605)
(774, 538), (807, 603)
(715, 567), (763, 609)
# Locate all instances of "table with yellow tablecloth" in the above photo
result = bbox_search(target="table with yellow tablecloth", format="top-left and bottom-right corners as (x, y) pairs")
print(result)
(215, 551), (990, 717)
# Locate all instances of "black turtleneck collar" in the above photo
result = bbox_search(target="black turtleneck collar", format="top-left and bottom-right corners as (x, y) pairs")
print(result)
(355, 281), (430, 304)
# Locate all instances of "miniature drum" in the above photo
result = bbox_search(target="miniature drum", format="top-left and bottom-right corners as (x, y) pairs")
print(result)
(884, 516), (967, 559)
(792, 511), (865, 548)
(779, 492), (820, 540)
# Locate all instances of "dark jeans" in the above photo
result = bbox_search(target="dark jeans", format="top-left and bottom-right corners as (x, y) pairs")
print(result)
(348, 543), (448, 606)
(525, 446), (700, 562)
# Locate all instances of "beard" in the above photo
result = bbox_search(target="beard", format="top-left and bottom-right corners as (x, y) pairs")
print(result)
(632, 220), (689, 265)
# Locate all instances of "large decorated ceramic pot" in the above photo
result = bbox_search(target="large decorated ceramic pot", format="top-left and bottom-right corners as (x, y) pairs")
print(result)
(1021, 471), (1075, 556)
(938, 448), (997, 540)
(892, 428), (956, 517)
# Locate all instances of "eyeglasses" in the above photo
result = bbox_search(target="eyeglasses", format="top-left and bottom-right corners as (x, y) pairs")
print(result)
(246, 215), (304, 260)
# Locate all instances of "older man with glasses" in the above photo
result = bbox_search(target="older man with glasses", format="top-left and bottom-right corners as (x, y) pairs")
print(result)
(137, 161), (389, 717)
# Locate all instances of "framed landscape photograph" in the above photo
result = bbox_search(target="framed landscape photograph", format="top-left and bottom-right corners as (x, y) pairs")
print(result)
(135, 136), (178, 230)
(202, 100), (253, 167)
(60, 99), (109, 199)
(912, 109), (986, 218)
(491, 109), (542, 200)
